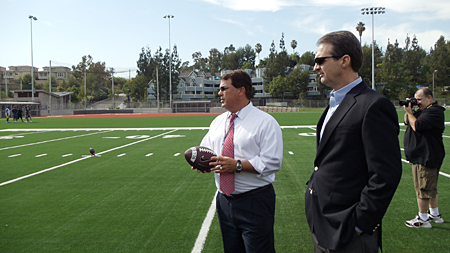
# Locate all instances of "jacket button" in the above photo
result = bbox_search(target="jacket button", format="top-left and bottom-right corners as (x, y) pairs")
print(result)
(314, 166), (319, 171)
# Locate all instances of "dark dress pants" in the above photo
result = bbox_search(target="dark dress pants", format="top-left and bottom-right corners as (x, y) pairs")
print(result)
(216, 184), (276, 253)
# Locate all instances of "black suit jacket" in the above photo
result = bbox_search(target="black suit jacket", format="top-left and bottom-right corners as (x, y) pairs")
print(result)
(305, 81), (402, 250)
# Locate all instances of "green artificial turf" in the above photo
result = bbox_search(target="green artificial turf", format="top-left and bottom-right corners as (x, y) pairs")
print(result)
(1, 110), (449, 252)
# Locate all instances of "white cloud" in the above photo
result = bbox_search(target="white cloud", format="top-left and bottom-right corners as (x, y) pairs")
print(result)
(200, 0), (304, 12)
(201, 0), (450, 21)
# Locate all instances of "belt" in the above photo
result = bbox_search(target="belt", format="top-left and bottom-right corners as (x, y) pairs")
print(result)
(222, 184), (272, 199)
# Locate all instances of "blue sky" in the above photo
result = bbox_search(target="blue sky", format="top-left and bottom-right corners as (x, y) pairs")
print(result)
(1, 0), (449, 78)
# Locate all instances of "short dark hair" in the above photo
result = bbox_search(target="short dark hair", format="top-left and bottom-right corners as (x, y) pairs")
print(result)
(317, 30), (363, 72)
(221, 69), (253, 100)
(419, 87), (434, 98)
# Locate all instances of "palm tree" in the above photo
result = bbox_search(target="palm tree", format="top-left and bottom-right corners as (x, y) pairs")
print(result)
(356, 22), (366, 45)
(291, 40), (298, 53)
(255, 43), (262, 66)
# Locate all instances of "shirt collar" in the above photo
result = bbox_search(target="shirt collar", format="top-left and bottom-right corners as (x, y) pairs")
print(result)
(330, 77), (362, 106)
(227, 101), (252, 120)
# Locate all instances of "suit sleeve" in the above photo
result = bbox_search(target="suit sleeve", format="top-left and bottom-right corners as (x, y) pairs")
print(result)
(356, 97), (402, 233)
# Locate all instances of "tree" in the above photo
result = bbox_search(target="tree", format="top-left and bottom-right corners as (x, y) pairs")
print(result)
(291, 40), (297, 53)
(56, 79), (68, 92)
(114, 77), (127, 90)
(263, 52), (289, 84)
(298, 51), (315, 66)
(356, 22), (366, 44)
(359, 41), (383, 87)
(208, 48), (222, 73)
(279, 33), (286, 52)
(239, 44), (256, 69)
(22, 74), (33, 90)
(43, 73), (57, 92)
(192, 51), (209, 72)
(123, 75), (149, 101)
(287, 66), (310, 98)
(263, 41), (290, 95)
(71, 55), (112, 102)
(255, 43), (262, 66)
(269, 40), (276, 55)
(403, 34), (427, 86)
(267, 75), (286, 98)
(222, 44), (256, 70)
(379, 39), (410, 99)
(425, 36), (450, 93)
(136, 45), (181, 101)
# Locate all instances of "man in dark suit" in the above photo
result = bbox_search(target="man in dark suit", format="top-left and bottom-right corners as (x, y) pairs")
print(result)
(305, 31), (402, 252)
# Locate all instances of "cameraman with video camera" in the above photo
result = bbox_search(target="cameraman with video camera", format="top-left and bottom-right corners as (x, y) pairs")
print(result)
(403, 87), (446, 228)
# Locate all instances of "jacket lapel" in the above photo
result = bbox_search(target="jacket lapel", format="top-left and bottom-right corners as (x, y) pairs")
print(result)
(315, 82), (366, 158)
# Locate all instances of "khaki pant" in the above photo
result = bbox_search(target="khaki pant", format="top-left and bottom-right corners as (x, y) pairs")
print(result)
(412, 164), (439, 198)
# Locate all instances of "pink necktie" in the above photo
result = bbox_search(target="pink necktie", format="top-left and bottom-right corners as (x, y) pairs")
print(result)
(220, 114), (236, 196)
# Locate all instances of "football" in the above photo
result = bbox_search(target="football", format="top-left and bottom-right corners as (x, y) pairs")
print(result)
(184, 146), (217, 171)
(89, 148), (95, 155)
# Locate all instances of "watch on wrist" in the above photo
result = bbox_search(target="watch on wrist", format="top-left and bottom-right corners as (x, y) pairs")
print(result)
(236, 160), (242, 173)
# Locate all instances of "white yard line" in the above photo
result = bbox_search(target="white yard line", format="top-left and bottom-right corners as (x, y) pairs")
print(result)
(191, 192), (217, 253)
(0, 130), (177, 187)
(0, 130), (112, 151)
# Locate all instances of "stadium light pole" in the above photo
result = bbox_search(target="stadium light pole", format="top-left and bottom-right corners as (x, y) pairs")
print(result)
(433, 70), (437, 95)
(49, 60), (52, 115)
(29, 15), (38, 101)
(361, 7), (385, 90)
(164, 15), (174, 110)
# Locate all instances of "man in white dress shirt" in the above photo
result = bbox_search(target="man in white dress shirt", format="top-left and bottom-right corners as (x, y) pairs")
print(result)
(198, 69), (283, 253)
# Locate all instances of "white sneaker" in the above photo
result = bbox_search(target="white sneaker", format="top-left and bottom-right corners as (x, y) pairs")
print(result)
(428, 211), (444, 223)
(405, 215), (432, 228)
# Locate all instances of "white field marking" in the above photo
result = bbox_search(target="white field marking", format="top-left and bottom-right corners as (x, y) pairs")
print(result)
(288, 151), (294, 155)
(299, 133), (316, 137)
(440, 171), (450, 178)
(8, 154), (21, 158)
(62, 154), (73, 157)
(35, 154), (47, 158)
(0, 128), (210, 132)
(174, 153), (181, 156)
(146, 153), (153, 157)
(0, 136), (13, 139)
(117, 153), (126, 157)
(0, 130), (112, 151)
(1, 156), (94, 187)
(444, 135), (450, 138)
(280, 125), (318, 129)
(126, 135), (150, 139)
(163, 135), (186, 139)
(103, 137), (120, 139)
(0, 123), (449, 132)
(401, 159), (450, 179)
(191, 191), (217, 253)
(0, 130), (177, 187)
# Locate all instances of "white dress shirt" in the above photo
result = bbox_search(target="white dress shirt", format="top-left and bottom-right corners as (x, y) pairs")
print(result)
(200, 102), (283, 194)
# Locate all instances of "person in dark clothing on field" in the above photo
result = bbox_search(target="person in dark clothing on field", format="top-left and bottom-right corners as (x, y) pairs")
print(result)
(404, 87), (446, 228)
(17, 106), (24, 122)
(12, 106), (18, 123)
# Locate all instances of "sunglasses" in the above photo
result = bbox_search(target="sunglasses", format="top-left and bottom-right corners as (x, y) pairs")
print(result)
(314, 56), (344, 65)
(219, 86), (232, 92)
